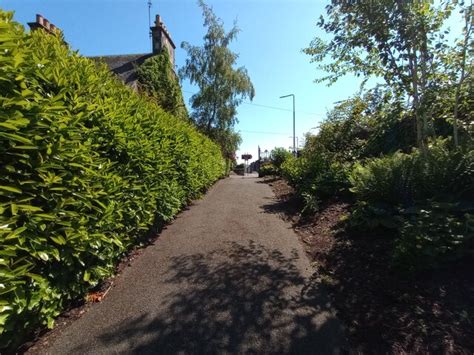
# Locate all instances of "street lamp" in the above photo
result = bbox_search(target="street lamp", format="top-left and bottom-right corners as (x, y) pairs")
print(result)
(280, 94), (296, 156)
(289, 136), (299, 149)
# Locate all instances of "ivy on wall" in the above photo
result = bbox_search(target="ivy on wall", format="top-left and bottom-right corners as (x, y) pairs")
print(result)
(136, 49), (189, 121)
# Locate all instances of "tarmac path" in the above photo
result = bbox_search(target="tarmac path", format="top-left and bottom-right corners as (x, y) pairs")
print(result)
(41, 175), (346, 354)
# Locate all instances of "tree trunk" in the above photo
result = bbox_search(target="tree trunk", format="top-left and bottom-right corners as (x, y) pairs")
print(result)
(419, 24), (432, 142)
(453, 8), (471, 146)
(409, 49), (424, 148)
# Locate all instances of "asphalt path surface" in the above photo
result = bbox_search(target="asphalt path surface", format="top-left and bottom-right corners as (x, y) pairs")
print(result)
(42, 175), (346, 354)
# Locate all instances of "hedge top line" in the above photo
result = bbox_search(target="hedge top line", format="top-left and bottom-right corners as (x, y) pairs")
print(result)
(26, 11), (176, 89)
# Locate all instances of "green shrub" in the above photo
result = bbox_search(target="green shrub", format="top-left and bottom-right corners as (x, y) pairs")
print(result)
(349, 140), (474, 271)
(281, 151), (351, 212)
(306, 91), (417, 163)
(0, 12), (225, 349)
(258, 162), (276, 177)
(350, 140), (474, 206)
(350, 151), (417, 206)
(281, 155), (305, 187)
(270, 147), (292, 173)
(395, 204), (474, 272)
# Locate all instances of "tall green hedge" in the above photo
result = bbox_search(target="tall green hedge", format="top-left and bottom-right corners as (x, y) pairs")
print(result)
(0, 11), (225, 348)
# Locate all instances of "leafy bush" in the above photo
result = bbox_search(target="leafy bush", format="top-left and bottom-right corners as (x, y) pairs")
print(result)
(310, 96), (370, 162)
(308, 90), (417, 163)
(349, 140), (474, 271)
(270, 147), (292, 173)
(281, 156), (305, 187)
(280, 89), (421, 213)
(281, 150), (351, 212)
(350, 140), (474, 206)
(395, 204), (474, 272)
(258, 162), (276, 177)
(0, 12), (225, 349)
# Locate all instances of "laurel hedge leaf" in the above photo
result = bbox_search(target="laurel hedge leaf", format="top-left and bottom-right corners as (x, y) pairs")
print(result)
(0, 10), (226, 349)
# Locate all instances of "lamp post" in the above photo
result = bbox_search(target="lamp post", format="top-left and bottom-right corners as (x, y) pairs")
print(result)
(289, 136), (299, 150)
(280, 94), (296, 156)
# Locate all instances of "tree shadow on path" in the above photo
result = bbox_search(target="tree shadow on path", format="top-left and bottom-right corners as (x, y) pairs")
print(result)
(87, 241), (345, 354)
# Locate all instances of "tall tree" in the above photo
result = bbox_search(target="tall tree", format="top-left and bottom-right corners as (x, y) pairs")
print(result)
(304, 0), (456, 148)
(451, 2), (473, 146)
(179, 0), (254, 158)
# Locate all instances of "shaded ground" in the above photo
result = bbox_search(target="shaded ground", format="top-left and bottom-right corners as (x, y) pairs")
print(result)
(29, 176), (346, 354)
(265, 177), (474, 353)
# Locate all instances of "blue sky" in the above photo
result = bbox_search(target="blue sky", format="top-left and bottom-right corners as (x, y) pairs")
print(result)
(0, 0), (463, 163)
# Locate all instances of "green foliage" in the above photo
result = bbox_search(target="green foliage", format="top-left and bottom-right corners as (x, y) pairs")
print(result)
(136, 50), (188, 121)
(281, 149), (351, 213)
(395, 204), (474, 272)
(270, 147), (292, 173)
(313, 96), (370, 162)
(280, 156), (305, 187)
(282, 113), (358, 211)
(349, 140), (474, 271)
(286, 103), (473, 270)
(0, 12), (225, 349)
(258, 163), (276, 177)
(179, 0), (254, 159)
(304, 0), (461, 146)
(350, 140), (474, 206)
(210, 128), (242, 161)
(304, 1), (451, 85)
(283, 1), (474, 275)
(311, 89), (419, 163)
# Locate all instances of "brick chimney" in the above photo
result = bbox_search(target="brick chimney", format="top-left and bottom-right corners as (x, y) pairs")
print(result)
(28, 14), (60, 34)
(150, 14), (176, 66)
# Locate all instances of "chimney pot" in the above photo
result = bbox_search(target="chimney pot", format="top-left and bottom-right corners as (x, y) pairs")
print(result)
(43, 18), (50, 30)
(50, 24), (56, 32)
(36, 14), (44, 26)
(155, 15), (161, 26)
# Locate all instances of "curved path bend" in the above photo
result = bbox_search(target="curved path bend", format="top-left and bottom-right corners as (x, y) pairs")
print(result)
(41, 175), (346, 354)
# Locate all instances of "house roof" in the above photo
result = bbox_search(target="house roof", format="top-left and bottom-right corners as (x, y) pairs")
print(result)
(90, 53), (154, 85)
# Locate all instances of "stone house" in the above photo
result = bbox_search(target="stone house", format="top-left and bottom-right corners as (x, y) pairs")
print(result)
(91, 14), (176, 90)
(28, 14), (176, 90)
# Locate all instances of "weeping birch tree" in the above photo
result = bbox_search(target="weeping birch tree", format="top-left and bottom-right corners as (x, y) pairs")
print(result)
(304, 0), (458, 148)
(179, 0), (254, 159)
(451, 3), (473, 146)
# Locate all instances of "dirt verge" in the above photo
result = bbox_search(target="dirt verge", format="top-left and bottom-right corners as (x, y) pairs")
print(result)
(265, 176), (474, 353)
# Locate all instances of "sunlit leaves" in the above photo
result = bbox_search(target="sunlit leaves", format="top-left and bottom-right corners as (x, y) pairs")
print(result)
(179, 0), (253, 159)
(303, 0), (465, 146)
(0, 10), (225, 350)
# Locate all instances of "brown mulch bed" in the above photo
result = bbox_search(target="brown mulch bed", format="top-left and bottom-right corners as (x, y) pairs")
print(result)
(264, 176), (474, 354)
